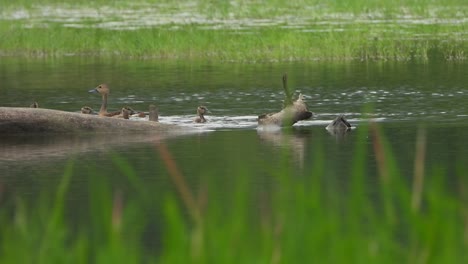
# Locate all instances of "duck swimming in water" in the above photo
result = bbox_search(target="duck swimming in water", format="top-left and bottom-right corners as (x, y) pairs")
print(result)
(326, 115), (351, 132)
(194, 106), (210, 123)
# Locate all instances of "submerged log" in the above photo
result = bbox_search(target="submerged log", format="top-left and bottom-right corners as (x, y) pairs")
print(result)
(0, 107), (187, 134)
(258, 94), (313, 127)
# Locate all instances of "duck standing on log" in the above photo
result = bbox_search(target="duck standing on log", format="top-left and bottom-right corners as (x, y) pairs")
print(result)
(88, 84), (114, 116)
(88, 84), (138, 118)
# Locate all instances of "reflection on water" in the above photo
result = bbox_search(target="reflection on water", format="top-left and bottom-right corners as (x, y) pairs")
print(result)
(257, 129), (308, 169)
(0, 58), (467, 252)
(0, 131), (205, 162)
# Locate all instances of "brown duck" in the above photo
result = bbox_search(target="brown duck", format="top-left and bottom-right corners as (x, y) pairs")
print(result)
(194, 106), (210, 123)
(88, 84), (122, 117)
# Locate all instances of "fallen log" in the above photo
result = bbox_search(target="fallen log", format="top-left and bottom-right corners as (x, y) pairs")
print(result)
(258, 93), (313, 127)
(0, 107), (187, 134)
(257, 74), (313, 127)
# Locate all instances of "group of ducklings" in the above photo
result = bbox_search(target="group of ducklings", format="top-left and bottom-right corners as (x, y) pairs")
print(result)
(82, 83), (209, 123)
(29, 83), (350, 130)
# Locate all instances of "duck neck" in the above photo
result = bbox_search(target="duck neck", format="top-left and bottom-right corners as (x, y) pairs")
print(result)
(100, 93), (108, 115)
(199, 113), (206, 122)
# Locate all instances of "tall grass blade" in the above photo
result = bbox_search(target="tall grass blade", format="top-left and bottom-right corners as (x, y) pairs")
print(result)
(412, 126), (426, 212)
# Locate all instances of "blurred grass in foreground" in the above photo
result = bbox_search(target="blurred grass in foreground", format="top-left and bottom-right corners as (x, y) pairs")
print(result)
(0, 122), (466, 263)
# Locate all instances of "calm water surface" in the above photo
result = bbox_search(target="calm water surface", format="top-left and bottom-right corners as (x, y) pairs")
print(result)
(0, 58), (467, 246)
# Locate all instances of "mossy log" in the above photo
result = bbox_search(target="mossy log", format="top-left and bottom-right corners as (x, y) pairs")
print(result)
(257, 94), (313, 127)
(0, 107), (187, 134)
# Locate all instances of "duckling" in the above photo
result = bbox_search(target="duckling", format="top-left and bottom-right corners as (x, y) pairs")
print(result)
(326, 115), (351, 131)
(112, 106), (134, 119)
(81, 106), (94, 114)
(194, 106), (210, 123)
(149, 104), (158, 122)
(116, 107), (131, 119)
(30, 102), (39, 108)
(88, 84), (120, 117)
(129, 109), (146, 118)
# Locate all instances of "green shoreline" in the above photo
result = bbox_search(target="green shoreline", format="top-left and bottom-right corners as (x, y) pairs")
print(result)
(0, 0), (466, 62)
(0, 25), (465, 62)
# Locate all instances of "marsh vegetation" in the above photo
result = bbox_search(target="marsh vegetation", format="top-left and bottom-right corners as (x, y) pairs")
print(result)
(0, 1), (467, 262)
(0, 0), (466, 61)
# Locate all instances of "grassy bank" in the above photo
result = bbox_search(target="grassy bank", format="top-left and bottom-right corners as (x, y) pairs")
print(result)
(0, 124), (466, 263)
(0, 24), (465, 61)
(0, 0), (466, 61)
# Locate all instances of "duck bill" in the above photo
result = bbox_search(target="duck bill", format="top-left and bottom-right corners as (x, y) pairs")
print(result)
(88, 88), (98, 93)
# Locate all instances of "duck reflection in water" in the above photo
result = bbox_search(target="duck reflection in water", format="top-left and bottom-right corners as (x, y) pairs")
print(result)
(257, 129), (308, 169)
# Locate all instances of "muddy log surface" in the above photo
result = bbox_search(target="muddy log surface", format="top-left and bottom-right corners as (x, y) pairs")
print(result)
(0, 107), (186, 134)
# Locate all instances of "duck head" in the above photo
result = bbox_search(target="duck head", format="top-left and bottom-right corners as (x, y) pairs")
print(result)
(88, 84), (110, 95)
(197, 106), (210, 115)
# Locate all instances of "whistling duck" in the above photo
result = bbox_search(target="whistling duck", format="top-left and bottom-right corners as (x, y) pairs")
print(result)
(88, 84), (120, 117)
(194, 106), (210, 123)
(149, 104), (158, 122)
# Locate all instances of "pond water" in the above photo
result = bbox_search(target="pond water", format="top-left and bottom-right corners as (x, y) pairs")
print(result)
(0, 58), (467, 249)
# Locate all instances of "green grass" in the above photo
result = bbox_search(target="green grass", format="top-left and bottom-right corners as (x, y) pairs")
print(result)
(0, 0), (466, 61)
(0, 23), (465, 61)
(0, 124), (466, 263)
